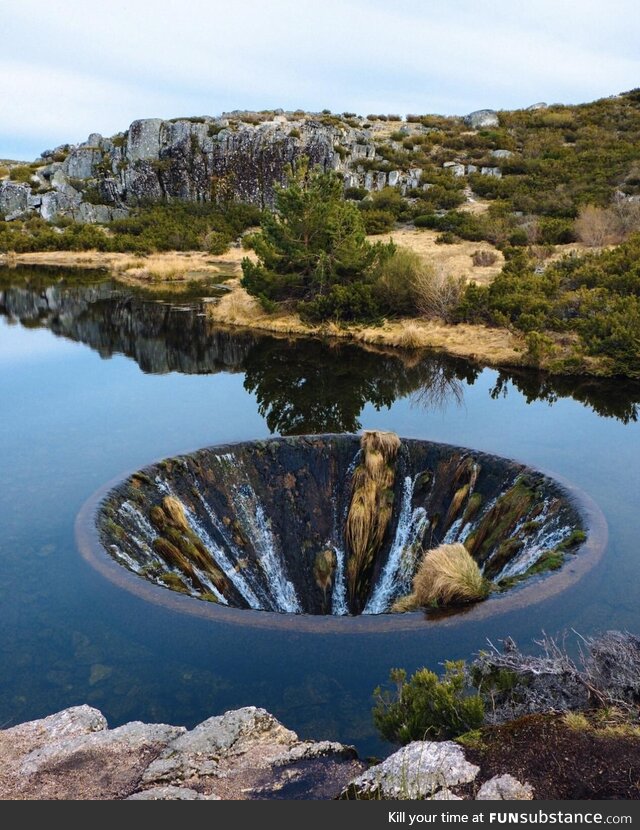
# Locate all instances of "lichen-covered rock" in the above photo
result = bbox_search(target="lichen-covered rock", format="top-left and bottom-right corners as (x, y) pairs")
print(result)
(126, 119), (164, 162)
(1, 705), (106, 749)
(0, 181), (30, 218)
(465, 109), (500, 129)
(141, 706), (362, 800)
(63, 146), (102, 179)
(343, 741), (480, 800)
(443, 161), (466, 177)
(0, 705), (362, 800)
(127, 786), (220, 800)
(0, 708), (183, 800)
(476, 774), (534, 800)
(141, 706), (296, 784)
(40, 189), (82, 221)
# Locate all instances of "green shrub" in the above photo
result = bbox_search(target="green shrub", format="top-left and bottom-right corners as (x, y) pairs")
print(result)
(344, 186), (368, 201)
(300, 282), (382, 323)
(373, 662), (485, 745)
(458, 234), (640, 376)
(373, 247), (422, 315)
(0, 201), (260, 255)
(9, 165), (37, 184)
(204, 231), (230, 255)
(360, 208), (396, 234)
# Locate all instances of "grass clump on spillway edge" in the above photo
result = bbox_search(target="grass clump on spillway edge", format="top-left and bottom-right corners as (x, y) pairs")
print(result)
(148, 495), (229, 598)
(346, 431), (401, 610)
(392, 542), (490, 611)
(314, 549), (337, 609)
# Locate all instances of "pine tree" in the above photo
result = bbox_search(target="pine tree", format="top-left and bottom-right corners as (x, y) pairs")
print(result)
(241, 164), (394, 317)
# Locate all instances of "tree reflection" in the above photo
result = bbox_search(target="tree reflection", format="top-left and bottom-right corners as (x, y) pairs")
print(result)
(242, 337), (476, 435)
(490, 370), (640, 425)
(3, 266), (640, 429)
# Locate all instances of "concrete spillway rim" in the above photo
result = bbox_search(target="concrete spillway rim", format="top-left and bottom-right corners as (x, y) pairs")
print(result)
(75, 435), (608, 634)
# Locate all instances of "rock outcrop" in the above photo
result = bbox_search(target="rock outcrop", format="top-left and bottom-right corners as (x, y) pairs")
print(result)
(0, 705), (363, 800)
(342, 740), (480, 800)
(464, 109), (500, 129)
(6, 702), (639, 800)
(1, 113), (423, 224)
(0, 704), (540, 801)
(0, 108), (482, 224)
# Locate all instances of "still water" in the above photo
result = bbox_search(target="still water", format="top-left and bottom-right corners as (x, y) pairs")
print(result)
(1, 267), (640, 755)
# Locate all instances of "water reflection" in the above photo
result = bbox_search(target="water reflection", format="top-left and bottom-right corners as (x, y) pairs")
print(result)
(490, 371), (640, 426)
(242, 338), (475, 434)
(2, 265), (640, 432)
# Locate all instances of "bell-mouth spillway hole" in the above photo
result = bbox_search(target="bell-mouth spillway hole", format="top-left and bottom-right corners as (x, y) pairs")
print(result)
(76, 434), (608, 633)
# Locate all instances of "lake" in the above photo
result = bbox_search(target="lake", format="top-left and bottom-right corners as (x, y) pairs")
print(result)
(1, 266), (639, 756)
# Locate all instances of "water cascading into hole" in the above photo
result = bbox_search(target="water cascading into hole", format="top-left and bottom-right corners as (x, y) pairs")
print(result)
(97, 434), (590, 617)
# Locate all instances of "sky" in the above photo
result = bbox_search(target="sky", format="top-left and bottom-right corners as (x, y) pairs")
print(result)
(1, 0), (639, 160)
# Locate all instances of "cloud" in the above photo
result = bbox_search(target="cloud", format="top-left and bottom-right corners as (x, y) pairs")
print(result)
(2, 0), (640, 158)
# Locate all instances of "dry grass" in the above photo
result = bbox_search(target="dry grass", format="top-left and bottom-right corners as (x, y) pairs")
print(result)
(564, 708), (640, 739)
(210, 281), (264, 324)
(412, 542), (489, 607)
(390, 594), (421, 613)
(162, 496), (189, 532)
(314, 549), (336, 593)
(395, 323), (425, 349)
(413, 264), (466, 322)
(9, 248), (252, 285)
(444, 484), (471, 527)
(9, 242), (526, 367)
(361, 429), (401, 458)
(374, 228), (504, 287)
(563, 712), (590, 731)
(345, 431), (401, 603)
(207, 281), (525, 367)
(459, 197), (492, 216)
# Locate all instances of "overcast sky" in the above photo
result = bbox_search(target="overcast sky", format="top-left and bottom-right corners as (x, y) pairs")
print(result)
(2, 0), (639, 160)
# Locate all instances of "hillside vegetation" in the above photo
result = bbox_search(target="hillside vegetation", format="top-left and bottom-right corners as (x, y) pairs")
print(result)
(3, 90), (640, 376)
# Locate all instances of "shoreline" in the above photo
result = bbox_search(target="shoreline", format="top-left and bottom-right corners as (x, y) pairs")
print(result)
(0, 248), (606, 375)
(1, 248), (528, 369)
(207, 279), (527, 367)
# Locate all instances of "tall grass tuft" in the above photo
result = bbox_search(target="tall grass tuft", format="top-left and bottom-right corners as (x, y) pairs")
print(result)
(346, 431), (401, 607)
(162, 496), (189, 531)
(413, 542), (489, 606)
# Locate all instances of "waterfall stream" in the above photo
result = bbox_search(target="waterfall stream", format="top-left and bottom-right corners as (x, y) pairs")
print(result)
(363, 475), (429, 615)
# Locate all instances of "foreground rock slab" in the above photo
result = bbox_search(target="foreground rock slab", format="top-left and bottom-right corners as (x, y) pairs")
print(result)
(342, 740), (480, 800)
(476, 774), (534, 800)
(0, 706), (363, 800)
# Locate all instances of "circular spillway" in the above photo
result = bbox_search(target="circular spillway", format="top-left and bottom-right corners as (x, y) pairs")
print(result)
(77, 435), (607, 631)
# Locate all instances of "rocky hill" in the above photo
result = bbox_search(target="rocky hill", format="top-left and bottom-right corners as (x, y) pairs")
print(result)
(4, 92), (638, 227)
(0, 110), (428, 223)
